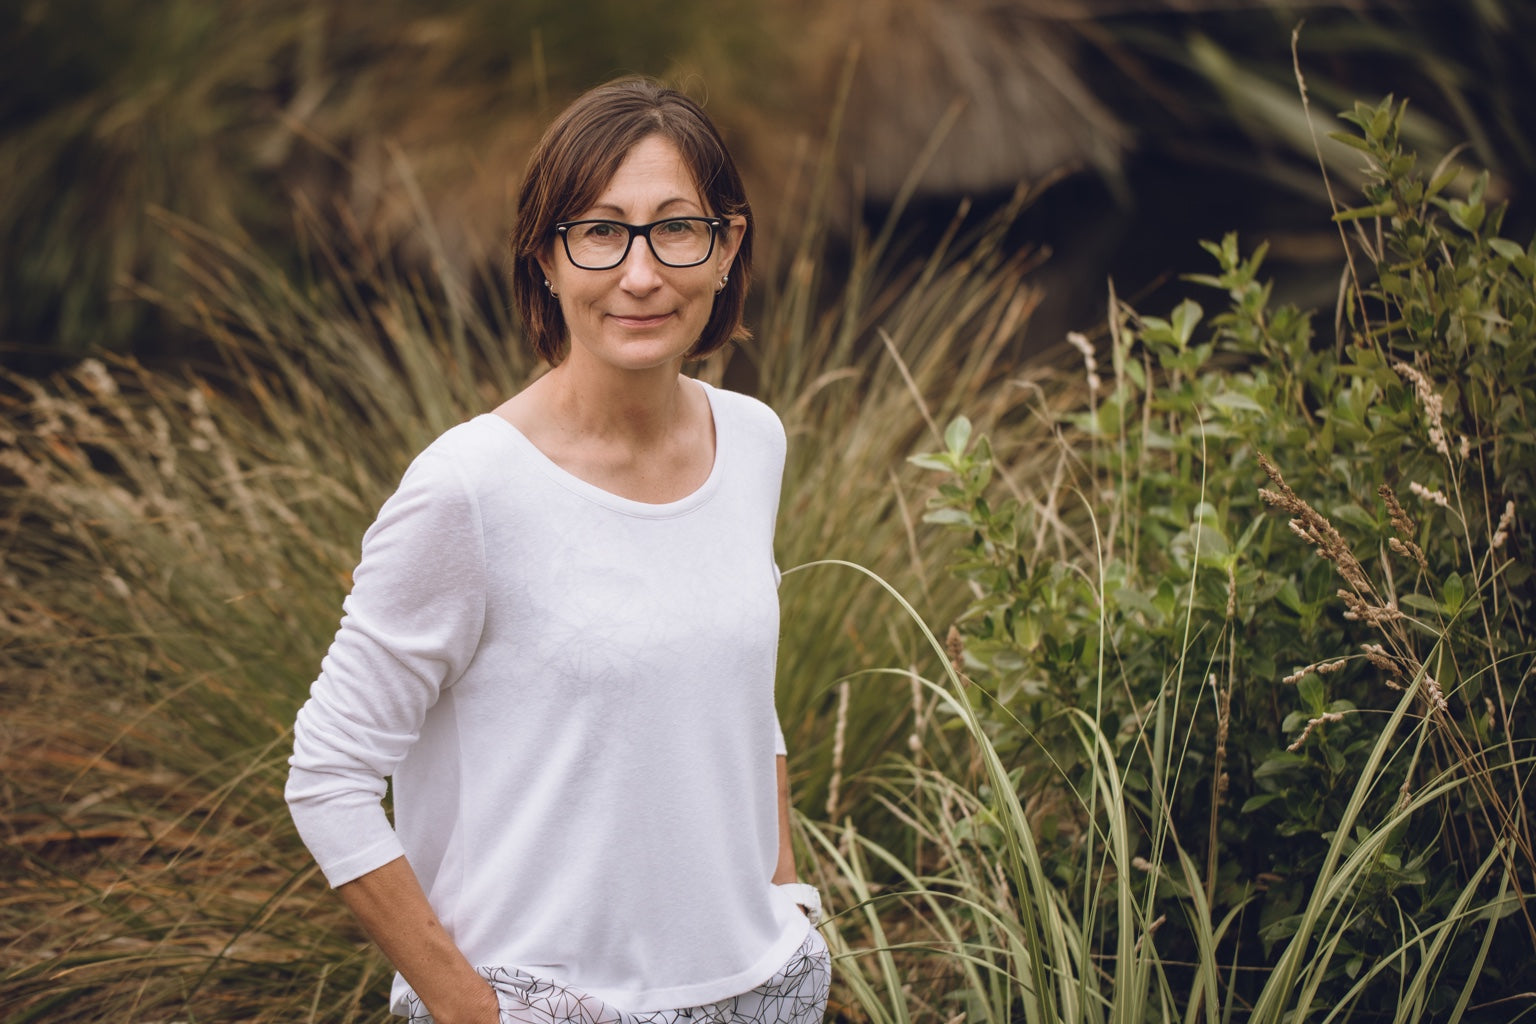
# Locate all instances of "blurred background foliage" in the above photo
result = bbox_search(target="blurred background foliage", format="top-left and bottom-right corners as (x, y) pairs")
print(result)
(2, 0), (1534, 372)
(4, 2), (1535, 1020)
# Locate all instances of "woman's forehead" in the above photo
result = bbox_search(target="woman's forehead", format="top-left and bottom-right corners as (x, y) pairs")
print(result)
(580, 136), (707, 216)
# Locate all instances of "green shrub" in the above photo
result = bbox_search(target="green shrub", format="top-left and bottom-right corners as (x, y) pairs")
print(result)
(909, 95), (1534, 1017)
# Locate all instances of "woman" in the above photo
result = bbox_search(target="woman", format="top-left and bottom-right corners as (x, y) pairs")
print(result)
(285, 78), (829, 1024)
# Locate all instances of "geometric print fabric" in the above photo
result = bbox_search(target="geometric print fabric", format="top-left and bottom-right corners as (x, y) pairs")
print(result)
(406, 928), (830, 1024)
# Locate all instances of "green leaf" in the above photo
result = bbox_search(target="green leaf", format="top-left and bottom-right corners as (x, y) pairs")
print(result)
(1326, 131), (1373, 153)
(907, 453), (952, 472)
(1255, 752), (1308, 779)
(1442, 571), (1465, 615)
(1489, 238), (1525, 262)
(923, 508), (973, 527)
(1275, 578), (1304, 615)
(1241, 793), (1282, 813)
(1114, 586), (1160, 620)
(1299, 673), (1325, 713)
(1334, 200), (1399, 222)
(1171, 299), (1204, 348)
(944, 416), (972, 458)
(1323, 744), (1346, 774)
(1195, 524), (1231, 565)
(1369, 98), (1394, 140)
(1329, 503), (1378, 534)
(1449, 199), (1486, 234)
(1209, 390), (1267, 414)
(1427, 165), (1458, 199)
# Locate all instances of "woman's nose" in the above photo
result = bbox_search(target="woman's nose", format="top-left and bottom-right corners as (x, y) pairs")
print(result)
(618, 234), (664, 291)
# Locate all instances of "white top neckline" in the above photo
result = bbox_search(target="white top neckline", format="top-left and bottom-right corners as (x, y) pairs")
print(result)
(479, 379), (723, 518)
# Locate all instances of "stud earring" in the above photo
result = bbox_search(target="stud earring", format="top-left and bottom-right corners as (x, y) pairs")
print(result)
(716, 273), (729, 294)
(544, 278), (558, 298)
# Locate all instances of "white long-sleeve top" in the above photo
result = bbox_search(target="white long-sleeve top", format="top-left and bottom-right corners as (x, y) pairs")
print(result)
(285, 382), (809, 1014)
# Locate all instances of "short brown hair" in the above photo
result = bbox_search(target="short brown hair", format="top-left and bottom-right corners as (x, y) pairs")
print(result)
(510, 77), (754, 365)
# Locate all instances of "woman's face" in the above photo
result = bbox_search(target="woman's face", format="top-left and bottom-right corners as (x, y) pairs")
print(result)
(538, 135), (744, 375)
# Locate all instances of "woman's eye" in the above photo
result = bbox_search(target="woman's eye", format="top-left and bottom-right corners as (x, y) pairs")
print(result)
(661, 219), (707, 237)
(587, 223), (622, 238)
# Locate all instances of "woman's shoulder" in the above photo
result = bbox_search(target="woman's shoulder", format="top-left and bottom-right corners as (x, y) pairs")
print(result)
(396, 414), (515, 493)
(421, 413), (507, 458)
(700, 381), (785, 443)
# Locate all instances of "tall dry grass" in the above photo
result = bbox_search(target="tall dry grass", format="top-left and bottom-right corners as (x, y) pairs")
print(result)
(0, 125), (1057, 1019)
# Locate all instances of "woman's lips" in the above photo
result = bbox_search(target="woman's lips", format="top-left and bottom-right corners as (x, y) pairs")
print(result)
(610, 312), (673, 328)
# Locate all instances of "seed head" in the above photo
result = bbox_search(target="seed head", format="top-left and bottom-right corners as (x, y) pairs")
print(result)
(1283, 658), (1347, 685)
(1409, 481), (1449, 509)
(1491, 501), (1516, 550)
(1379, 485), (1416, 538)
(1388, 536), (1429, 573)
(1422, 674), (1450, 715)
(76, 358), (119, 398)
(1259, 454), (1370, 592)
(1067, 331), (1101, 393)
(1393, 362), (1450, 459)
(1337, 588), (1402, 626)
(1288, 711), (1346, 751)
(1360, 643), (1398, 674)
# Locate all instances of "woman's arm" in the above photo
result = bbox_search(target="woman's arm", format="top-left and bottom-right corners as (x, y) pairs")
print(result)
(772, 754), (797, 884)
(336, 856), (500, 1024)
(289, 447), (496, 1020)
(772, 754), (825, 924)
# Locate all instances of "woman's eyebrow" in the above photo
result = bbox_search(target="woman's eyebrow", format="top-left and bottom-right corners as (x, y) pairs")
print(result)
(583, 197), (701, 218)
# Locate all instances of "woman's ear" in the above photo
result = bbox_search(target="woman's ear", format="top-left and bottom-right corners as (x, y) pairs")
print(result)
(718, 216), (746, 273)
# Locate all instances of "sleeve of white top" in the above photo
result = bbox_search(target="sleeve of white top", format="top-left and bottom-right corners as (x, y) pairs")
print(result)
(772, 559), (787, 758)
(764, 398), (788, 760)
(285, 444), (487, 887)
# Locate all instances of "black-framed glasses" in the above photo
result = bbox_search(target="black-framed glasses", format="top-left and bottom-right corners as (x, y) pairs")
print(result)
(554, 216), (724, 270)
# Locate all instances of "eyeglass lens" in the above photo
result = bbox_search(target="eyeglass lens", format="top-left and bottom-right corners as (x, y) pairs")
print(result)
(563, 218), (716, 269)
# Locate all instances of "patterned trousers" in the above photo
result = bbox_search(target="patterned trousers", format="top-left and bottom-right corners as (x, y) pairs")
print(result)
(406, 929), (830, 1024)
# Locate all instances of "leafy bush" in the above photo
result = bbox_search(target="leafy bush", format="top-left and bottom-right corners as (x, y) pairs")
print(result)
(906, 95), (1534, 1017)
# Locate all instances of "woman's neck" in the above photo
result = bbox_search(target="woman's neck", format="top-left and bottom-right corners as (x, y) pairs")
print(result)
(539, 355), (690, 445)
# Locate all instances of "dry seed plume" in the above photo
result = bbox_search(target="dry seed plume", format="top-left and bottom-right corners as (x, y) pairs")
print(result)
(1409, 481), (1450, 509)
(1491, 500), (1516, 550)
(1379, 484), (1428, 571)
(1422, 673), (1450, 714)
(1288, 711), (1347, 752)
(1257, 454), (1371, 594)
(1259, 456), (1456, 737)
(1360, 643), (1399, 676)
(1337, 587), (1404, 626)
(1066, 331), (1102, 393)
(1393, 362), (1451, 459)
(1282, 658), (1348, 685)
(946, 624), (967, 681)
(826, 679), (850, 820)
